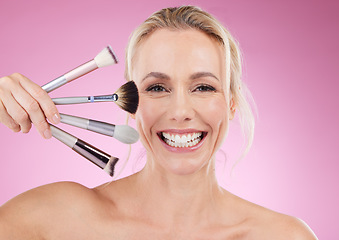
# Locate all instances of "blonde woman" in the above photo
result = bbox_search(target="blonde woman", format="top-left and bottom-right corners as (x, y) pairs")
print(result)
(0, 6), (317, 239)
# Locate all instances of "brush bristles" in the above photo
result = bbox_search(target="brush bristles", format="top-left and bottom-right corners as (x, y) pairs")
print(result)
(114, 125), (139, 144)
(94, 46), (118, 68)
(114, 81), (139, 114)
(103, 156), (119, 177)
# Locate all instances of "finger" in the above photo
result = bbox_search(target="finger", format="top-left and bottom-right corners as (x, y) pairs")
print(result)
(14, 73), (60, 125)
(2, 92), (32, 133)
(10, 83), (52, 139)
(0, 100), (21, 132)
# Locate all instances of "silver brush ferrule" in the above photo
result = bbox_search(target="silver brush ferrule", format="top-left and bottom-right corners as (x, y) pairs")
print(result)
(92, 94), (118, 102)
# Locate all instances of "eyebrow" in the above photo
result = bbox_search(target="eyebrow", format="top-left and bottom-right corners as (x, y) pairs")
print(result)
(141, 71), (219, 82)
(190, 72), (219, 81)
(142, 72), (170, 82)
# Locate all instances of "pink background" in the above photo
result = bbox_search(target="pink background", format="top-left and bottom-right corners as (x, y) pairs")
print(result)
(1, 0), (338, 238)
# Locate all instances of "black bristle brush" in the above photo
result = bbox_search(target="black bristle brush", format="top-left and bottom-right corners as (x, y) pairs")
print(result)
(52, 81), (139, 114)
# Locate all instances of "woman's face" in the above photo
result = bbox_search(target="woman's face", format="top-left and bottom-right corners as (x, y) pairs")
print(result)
(132, 29), (232, 175)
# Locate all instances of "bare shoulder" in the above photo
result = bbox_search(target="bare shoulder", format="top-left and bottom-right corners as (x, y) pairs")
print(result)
(0, 181), (100, 239)
(224, 193), (317, 239)
(244, 199), (317, 239)
(1, 181), (96, 210)
(274, 215), (318, 240)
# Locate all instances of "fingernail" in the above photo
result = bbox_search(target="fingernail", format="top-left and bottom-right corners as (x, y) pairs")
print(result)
(52, 113), (60, 124)
(44, 129), (52, 139)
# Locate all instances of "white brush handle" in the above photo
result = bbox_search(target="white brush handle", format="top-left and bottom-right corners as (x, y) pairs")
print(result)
(49, 124), (118, 176)
(59, 113), (115, 137)
(60, 113), (89, 129)
(52, 94), (116, 105)
(59, 113), (139, 144)
(50, 124), (77, 148)
(52, 96), (89, 105)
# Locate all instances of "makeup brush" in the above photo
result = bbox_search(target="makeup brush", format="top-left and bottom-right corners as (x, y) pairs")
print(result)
(52, 81), (139, 114)
(59, 113), (139, 144)
(42, 46), (118, 93)
(49, 124), (118, 176)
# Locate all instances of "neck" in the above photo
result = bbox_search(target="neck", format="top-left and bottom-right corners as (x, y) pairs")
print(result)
(130, 156), (225, 228)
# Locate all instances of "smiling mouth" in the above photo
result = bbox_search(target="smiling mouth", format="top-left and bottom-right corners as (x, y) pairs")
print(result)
(158, 132), (207, 148)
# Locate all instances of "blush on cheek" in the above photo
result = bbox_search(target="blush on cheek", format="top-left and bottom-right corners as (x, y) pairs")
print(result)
(135, 98), (164, 150)
(204, 97), (228, 124)
(137, 99), (162, 128)
(202, 96), (229, 149)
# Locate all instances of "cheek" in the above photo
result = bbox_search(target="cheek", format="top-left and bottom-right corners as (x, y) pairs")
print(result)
(198, 96), (228, 145)
(135, 97), (164, 141)
(200, 96), (228, 125)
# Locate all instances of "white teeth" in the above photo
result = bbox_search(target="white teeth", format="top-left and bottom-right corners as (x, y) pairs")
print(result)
(162, 132), (203, 148)
(163, 132), (170, 139)
(187, 134), (192, 141)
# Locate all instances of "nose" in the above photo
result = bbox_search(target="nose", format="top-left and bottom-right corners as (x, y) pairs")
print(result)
(168, 90), (195, 123)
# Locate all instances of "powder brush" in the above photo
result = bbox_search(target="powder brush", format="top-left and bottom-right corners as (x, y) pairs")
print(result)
(42, 46), (118, 93)
(59, 113), (139, 144)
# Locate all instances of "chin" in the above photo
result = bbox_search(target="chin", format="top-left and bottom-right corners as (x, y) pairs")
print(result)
(161, 157), (211, 176)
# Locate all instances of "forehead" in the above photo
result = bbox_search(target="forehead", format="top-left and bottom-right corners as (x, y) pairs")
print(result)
(132, 28), (225, 82)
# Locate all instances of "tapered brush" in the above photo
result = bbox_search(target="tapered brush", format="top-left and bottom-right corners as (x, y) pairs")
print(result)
(52, 81), (139, 114)
(42, 46), (118, 93)
(49, 124), (118, 176)
(59, 113), (139, 144)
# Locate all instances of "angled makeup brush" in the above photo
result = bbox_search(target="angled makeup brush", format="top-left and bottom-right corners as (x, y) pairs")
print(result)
(59, 113), (139, 144)
(49, 124), (118, 176)
(42, 46), (118, 93)
(52, 81), (139, 114)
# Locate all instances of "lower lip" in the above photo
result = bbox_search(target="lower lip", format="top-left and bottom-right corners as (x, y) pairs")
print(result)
(158, 134), (206, 153)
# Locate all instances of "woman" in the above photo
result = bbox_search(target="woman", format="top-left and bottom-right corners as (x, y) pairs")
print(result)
(0, 6), (317, 239)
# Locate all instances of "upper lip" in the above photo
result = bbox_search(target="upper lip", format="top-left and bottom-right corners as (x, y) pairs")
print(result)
(158, 129), (204, 134)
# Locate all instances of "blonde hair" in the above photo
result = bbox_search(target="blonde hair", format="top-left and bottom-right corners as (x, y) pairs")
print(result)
(125, 6), (255, 160)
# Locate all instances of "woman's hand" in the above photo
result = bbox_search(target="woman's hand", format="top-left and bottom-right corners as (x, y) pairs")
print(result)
(0, 73), (60, 139)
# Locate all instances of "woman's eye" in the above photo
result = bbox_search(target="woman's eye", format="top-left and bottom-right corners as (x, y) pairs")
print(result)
(145, 84), (167, 92)
(194, 84), (216, 92)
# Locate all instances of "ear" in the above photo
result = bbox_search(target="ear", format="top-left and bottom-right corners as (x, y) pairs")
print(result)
(229, 98), (236, 120)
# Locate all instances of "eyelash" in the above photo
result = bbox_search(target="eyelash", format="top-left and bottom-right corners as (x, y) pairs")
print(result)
(145, 84), (168, 92)
(145, 84), (216, 93)
(193, 84), (216, 92)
